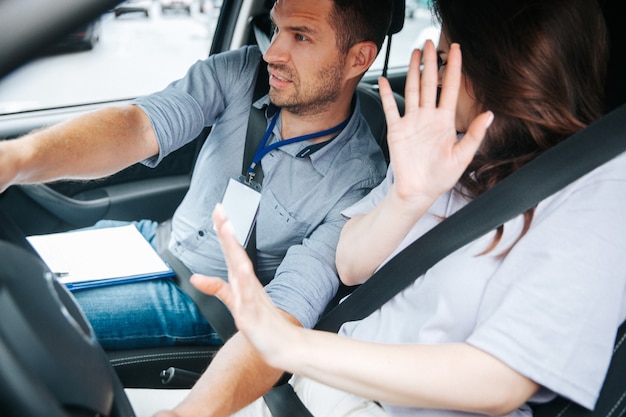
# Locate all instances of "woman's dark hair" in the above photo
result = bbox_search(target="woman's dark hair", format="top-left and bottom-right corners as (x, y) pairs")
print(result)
(432, 0), (609, 254)
(329, 0), (393, 54)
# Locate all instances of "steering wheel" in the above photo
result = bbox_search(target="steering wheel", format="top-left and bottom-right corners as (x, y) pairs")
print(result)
(0, 237), (135, 417)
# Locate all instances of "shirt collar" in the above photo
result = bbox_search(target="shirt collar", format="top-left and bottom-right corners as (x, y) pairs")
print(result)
(253, 94), (362, 175)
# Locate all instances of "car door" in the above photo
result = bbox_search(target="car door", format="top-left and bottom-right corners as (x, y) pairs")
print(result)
(0, 2), (217, 236)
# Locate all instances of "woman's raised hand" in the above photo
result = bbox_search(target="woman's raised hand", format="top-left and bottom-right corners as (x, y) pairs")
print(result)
(189, 204), (300, 370)
(379, 40), (493, 209)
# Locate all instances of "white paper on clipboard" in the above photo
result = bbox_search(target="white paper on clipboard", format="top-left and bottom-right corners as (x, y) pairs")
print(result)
(26, 224), (174, 290)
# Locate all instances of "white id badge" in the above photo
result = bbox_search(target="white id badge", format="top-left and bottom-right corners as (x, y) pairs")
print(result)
(220, 177), (262, 247)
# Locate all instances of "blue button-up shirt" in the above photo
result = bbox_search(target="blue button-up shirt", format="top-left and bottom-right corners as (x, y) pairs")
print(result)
(134, 46), (386, 328)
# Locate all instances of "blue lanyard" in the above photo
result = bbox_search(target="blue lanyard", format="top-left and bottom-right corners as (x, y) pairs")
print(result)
(247, 108), (350, 180)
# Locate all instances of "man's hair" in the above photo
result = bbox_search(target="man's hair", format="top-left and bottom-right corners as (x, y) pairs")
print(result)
(329, 0), (393, 54)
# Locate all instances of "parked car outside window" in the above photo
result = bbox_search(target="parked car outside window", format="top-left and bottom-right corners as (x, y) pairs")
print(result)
(48, 18), (103, 52)
(114, 0), (152, 18)
(161, 0), (193, 15)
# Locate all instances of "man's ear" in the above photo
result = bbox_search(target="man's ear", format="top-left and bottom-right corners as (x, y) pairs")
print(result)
(347, 40), (379, 78)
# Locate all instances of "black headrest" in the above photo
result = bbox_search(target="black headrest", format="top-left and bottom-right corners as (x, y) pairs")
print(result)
(357, 83), (405, 164)
(388, 0), (405, 36)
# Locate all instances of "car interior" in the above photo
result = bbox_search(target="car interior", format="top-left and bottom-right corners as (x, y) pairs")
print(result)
(0, 0), (625, 416)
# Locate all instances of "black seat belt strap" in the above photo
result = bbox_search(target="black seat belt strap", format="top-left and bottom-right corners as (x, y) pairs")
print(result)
(160, 249), (237, 342)
(160, 58), (309, 417)
(243, 60), (269, 271)
(160, 60), (269, 343)
(263, 383), (315, 417)
(241, 60), (314, 417)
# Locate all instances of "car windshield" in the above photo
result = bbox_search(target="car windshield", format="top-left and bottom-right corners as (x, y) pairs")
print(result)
(0, 0), (439, 116)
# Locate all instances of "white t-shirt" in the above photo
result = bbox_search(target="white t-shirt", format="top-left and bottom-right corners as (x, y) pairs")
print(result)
(340, 151), (626, 417)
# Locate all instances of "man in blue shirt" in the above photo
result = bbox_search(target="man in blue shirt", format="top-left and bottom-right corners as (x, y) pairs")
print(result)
(0, 0), (391, 414)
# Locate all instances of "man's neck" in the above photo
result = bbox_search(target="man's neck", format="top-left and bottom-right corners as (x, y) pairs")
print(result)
(280, 104), (352, 144)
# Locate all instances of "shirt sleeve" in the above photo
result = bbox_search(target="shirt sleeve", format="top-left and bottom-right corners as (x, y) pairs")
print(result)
(134, 46), (262, 167)
(265, 185), (376, 329)
(341, 164), (394, 219)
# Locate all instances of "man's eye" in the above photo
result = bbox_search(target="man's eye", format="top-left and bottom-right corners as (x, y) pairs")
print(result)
(295, 34), (308, 42)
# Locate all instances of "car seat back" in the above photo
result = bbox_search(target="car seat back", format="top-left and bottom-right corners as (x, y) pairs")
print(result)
(532, 320), (626, 417)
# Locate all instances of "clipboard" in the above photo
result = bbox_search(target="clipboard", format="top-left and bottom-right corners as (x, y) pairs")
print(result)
(26, 224), (175, 291)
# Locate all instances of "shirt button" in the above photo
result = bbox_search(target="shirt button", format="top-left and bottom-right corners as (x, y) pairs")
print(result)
(198, 230), (205, 237)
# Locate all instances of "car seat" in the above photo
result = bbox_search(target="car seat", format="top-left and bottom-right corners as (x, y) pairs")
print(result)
(532, 318), (626, 417)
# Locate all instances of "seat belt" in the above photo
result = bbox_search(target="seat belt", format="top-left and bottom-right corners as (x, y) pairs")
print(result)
(240, 60), (314, 417)
(160, 60), (269, 343)
(242, 60), (269, 271)
(160, 59), (307, 416)
(270, 103), (626, 416)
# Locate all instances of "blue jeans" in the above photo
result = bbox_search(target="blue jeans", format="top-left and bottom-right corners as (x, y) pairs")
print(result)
(72, 220), (222, 350)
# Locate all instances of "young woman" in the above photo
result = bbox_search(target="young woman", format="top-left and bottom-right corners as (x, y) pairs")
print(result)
(185, 0), (626, 416)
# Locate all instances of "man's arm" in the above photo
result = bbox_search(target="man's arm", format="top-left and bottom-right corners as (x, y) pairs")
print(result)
(0, 104), (159, 193)
(154, 312), (301, 417)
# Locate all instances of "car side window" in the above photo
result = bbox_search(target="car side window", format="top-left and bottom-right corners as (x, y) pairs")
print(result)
(0, 1), (219, 116)
(0, 0), (438, 117)
(370, 0), (440, 73)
